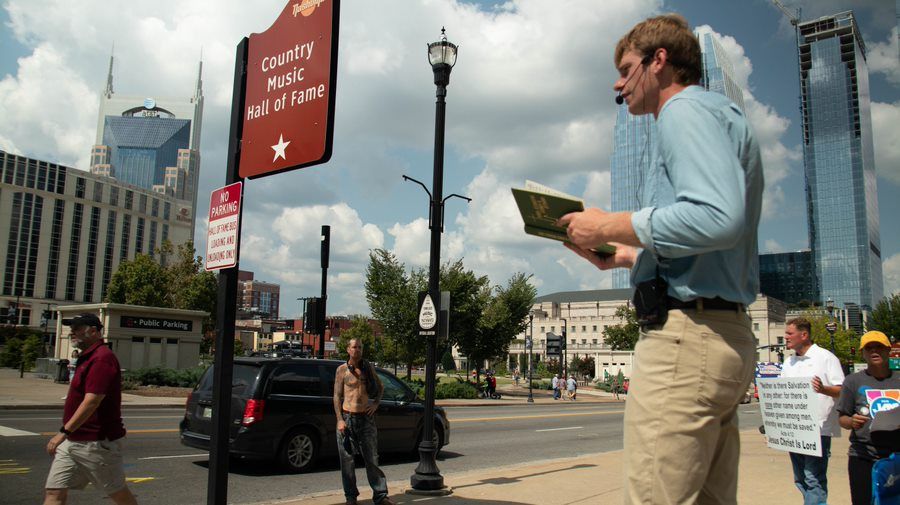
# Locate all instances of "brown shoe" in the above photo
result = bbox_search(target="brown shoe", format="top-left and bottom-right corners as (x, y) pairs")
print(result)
(377, 498), (396, 505)
(345, 499), (358, 505)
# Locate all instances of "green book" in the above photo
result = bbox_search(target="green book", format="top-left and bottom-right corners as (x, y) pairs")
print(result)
(511, 180), (616, 257)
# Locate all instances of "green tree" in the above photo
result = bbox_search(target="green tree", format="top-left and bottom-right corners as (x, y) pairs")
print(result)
(233, 339), (245, 356)
(602, 305), (640, 350)
(365, 249), (423, 378)
(106, 254), (169, 307)
(441, 349), (457, 371)
(21, 335), (42, 371)
(0, 337), (23, 368)
(336, 316), (377, 361)
(869, 293), (900, 341)
(572, 355), (595, 379)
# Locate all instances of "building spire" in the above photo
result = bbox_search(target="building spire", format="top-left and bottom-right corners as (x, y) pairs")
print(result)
(104, 43), (115, 98)
(194, 48), (204, 100)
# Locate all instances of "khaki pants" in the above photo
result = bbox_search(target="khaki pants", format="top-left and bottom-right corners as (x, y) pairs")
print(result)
(623, 308), (756, 505)
(45, 438), (127, 494)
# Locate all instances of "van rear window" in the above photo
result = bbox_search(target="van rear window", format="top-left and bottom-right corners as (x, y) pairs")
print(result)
(197, 364), (260, 397)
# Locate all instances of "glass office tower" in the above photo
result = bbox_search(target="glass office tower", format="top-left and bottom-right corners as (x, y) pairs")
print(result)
(101, 116), (191, 190)
(610, 28), (746, 288)
(798, 11), (882, 309)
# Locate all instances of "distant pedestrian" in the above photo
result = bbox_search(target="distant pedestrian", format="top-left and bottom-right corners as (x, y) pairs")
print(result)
(551, 374), (560, 400)
(567, 376), (577, 401)
(612, 377), (620, 400)
(333, 338), (395, 505)
(514, 370), (520, 386)
(44, 313), (137, 505)
(836, 331), (900, 505)
(782, 317), (844, 505)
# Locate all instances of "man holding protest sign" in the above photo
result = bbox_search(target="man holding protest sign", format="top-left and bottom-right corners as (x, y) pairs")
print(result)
(836, 330), (900, 505)
(781, 317), (844, 505)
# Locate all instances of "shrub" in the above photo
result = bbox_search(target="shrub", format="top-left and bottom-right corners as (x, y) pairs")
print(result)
(123, 365), (206, 388)
(435, 381), (479, 399)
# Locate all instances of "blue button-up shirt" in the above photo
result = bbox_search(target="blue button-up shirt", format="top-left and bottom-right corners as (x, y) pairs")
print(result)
(630, 85), (763, 305)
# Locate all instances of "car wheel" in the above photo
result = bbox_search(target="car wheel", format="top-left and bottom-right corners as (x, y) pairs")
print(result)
(278, 428), (319, 473)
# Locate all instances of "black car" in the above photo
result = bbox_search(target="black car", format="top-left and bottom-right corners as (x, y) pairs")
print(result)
(179, 358), (450, 472)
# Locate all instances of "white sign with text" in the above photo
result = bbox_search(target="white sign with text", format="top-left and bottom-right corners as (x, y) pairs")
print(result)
(758, 377), (821, 456)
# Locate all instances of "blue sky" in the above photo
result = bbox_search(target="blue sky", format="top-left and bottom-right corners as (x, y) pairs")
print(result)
(1, 0), (897, 317)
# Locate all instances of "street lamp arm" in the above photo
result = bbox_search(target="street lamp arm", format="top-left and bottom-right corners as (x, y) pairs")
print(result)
(442, 193), (471, 205)
(402, 174), (433, 200)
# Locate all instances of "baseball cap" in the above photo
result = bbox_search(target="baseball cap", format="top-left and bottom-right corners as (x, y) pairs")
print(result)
(62, 313), (103, 330)
(860, 330), (891, 349)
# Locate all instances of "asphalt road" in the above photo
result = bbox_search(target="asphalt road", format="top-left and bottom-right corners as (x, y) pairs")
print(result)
(0, 402), (763, 504)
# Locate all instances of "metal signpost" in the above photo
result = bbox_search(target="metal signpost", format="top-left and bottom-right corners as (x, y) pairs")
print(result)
(206, 2), (340, 504)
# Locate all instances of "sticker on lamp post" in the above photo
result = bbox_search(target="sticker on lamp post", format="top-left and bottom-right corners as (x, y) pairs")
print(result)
(418, 293), (437, 337)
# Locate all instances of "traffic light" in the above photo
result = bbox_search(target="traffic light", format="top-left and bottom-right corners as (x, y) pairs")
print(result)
(304, 298), (320, 333)
(546, 332), (561, 356)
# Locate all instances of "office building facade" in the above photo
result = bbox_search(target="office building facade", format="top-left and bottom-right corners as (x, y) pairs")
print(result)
(798, 11), (883, 309)
(759, 250), (819, 306)
(0, 149), (193, 330)
(237, 271), (281, 319)
(90, 54), (204, 240)
(610, 27), (747, 288)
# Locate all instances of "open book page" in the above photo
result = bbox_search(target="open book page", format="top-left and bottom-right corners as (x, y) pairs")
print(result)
(524, 180), (582, 202)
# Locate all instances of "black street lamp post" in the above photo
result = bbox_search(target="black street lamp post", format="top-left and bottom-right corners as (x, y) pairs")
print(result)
(408, 28), (461, 494)
(825, 297), (837, 354)
(527, 313), (534, 403)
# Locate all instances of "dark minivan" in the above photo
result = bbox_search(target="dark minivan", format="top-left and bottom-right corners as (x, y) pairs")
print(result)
(179, 358), (450, 472)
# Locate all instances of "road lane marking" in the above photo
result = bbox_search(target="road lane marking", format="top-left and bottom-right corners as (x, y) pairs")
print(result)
(39, 428), (179, 436)
(0, 425), (39, 436)
(0, 460), (30, 475)
(139, 453), (208, 461)
(451, 410), (623, 423)
(535, 426), (583, 432)
(126, 477), (156, 484)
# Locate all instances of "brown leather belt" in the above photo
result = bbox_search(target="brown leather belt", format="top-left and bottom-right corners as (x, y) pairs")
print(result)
(342, 410), (367, 416)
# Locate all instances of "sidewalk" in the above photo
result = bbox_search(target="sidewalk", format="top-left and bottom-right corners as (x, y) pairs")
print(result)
(0, 368), (852, 503)
(0, 368), (186, 409)
(257, 430), (851, 505)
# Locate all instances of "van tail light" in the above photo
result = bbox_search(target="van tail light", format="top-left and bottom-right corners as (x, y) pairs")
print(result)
(185, 391), (193, 410)
(242, 399), (265, 426)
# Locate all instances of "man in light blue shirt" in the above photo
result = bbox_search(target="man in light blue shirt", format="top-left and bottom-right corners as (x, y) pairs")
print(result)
(559, 14), (763, 505)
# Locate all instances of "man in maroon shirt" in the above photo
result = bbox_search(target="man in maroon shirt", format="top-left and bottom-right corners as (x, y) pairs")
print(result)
(43, 313), (137, 505)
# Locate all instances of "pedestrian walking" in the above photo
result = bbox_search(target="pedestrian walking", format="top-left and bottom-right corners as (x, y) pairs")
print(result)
(781, 317), (844, 505)
(567, 375), (577, 401)
(836, 330), (900, 505)
(558, 13), (763, 503)
(43, 313), (137, 505)
(333, 338), (395, 505)
(552, 374), (560, 400)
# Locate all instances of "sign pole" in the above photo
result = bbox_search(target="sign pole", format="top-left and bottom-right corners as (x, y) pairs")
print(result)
(207, 36), (248, 505)
(319, 225), (330, 359)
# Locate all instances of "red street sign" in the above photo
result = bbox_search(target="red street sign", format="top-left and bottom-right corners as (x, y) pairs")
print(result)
(238, 0), (340, 179)
(206, 182), (243, 271)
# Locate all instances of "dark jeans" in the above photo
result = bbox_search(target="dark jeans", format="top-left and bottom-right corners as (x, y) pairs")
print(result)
(848, 455), (874, 505)
(789, 436), (832, 505)
(337, 413), (388, 504)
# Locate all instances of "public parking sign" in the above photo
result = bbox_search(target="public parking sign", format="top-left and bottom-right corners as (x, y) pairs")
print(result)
(238, 0), (340, 179)
(205, 182), (242, 271)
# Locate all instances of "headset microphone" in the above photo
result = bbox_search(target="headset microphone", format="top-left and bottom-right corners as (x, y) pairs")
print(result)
(614, 54), (653, 105)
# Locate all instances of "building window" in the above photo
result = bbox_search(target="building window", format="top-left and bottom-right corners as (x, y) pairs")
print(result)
(125, 190), (133, 210)
(65, 203), (84, 300)
(45, 199), (65, 299)
(101, 210), (116, 300)
(93, 181), (103, 202)
(109, 187), (119, 207)
(777, 336), (784, 345)
(83, 207), (101, 301)
(135, 217), (145, 254)
(120, 214), (131, 262)
(3, 192), (43, 297)
(164, 201), (170, 220)
(753, 323), (760, 331)
(139, 194), (147, 214)
(148, 221), (157, 257)
(593, 325), (597, 332)
(540, 326), (545, 333)
(592, 339), (598, 344)
(75, 177), (86, 199)
(550, 326), (555, 332)
(581, 325), (586, 332)
(151, 199), (159, 218)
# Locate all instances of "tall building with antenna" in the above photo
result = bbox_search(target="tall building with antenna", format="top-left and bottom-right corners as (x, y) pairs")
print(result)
(609, 27), (748, 288)
(89, 52), (204, 241)
(797, 11), (882, 309)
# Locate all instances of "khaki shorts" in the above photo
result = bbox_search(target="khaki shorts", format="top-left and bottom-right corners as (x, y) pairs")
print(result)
(45, 438), (127, 494)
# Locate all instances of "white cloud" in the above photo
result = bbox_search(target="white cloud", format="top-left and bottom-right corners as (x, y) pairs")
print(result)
(867, 27), (900, 85)
(762, 239), (784, 254)
(697, 27), (801, 220)
(872, 101), (900, 186)
(884, 253), (900, 298)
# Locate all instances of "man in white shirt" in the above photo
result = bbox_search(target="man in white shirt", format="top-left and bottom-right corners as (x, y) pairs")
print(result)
(551, 374), (560, 400)
(781, 317), (844, 505)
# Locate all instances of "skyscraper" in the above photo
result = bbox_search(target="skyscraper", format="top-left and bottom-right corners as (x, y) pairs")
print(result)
(90, 53), (204, 241)
(610, 27), (747, 288)
(798, 11), (882, 309)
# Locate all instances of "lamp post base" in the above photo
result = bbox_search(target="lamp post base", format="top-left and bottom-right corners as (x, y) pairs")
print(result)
(410, 441), (446, 492)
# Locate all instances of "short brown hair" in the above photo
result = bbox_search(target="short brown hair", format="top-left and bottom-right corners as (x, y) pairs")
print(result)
(787, 317), (812, 335)
(614, 14), (702, 85)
